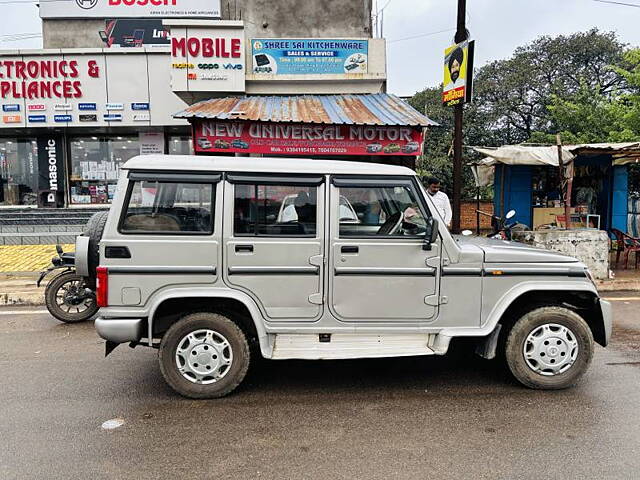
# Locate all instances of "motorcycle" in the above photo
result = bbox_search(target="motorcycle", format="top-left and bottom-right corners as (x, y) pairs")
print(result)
(476, 209), (524, 240)
(37, 245), (98, 323)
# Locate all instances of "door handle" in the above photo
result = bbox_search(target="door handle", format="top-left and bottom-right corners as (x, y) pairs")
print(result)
(341, 245), (359, 254)
(235, 244), (254, 253)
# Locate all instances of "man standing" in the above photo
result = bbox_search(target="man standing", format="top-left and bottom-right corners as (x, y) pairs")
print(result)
(426, 177), (452, 227)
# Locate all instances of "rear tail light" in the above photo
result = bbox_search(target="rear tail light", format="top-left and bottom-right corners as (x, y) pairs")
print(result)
(96, 267), (109, 307)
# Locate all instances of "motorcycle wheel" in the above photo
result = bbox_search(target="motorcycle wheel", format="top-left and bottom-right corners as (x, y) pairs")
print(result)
(45, 272), (98, 323)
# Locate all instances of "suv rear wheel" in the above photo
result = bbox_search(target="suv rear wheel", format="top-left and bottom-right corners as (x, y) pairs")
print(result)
(505, 306), (594, 389)
(158, 312), (250, 399)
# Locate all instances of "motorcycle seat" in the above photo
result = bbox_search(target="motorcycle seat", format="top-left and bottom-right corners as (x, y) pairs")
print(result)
(60, 252), (76, 265)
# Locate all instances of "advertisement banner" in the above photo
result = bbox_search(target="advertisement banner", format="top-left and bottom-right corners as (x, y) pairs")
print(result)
(442, 40), (475, 106)
(40, 0), (221, 19)
(101, 19), (170, 48)
(170, 24), (245, 93)
(139, 132), (165, 154)
(251, 39), (368, 75)
(37, 136), (65, 207)
(193, 120), (423, 156)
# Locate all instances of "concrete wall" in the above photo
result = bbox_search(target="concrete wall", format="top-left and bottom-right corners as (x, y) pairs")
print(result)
(230, 0), (373, 39)
(43, 20), (105, 49)
(43, 0), (373, 49)
(513, 229), (610, 279)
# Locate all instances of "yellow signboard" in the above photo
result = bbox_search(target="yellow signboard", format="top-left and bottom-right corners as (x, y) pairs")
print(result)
(442, 40), (474, 106)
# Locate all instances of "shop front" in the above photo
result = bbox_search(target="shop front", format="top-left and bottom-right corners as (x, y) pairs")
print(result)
(472, 143), (640, 235)
(0, 47), (190, 208)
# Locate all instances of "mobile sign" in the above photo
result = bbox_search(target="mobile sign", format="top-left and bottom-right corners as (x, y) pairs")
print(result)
(251, 39), (368, 75)
(40, 0), (221, 19)
(442, 40), (474, 106)
(192, 120), (424, 156)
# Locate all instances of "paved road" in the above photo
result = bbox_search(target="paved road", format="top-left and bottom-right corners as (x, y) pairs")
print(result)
(1, 294), (640, 480)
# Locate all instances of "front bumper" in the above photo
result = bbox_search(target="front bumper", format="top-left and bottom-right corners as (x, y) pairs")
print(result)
(600, 299), (613, 346)
(95, 317), (144, 344)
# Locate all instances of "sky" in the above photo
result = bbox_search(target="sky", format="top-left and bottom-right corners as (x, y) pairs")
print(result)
(2, 0), (640, 97)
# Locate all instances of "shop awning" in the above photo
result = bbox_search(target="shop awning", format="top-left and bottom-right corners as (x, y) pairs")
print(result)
(472, 145), (575, 167)
(173, 93), (438, 127)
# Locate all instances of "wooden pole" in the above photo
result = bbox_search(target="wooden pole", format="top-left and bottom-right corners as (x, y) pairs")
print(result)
(556, 134), (571, 229)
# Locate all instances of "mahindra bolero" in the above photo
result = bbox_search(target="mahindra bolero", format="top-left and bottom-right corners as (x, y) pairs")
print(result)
(83, 155), (612, 398)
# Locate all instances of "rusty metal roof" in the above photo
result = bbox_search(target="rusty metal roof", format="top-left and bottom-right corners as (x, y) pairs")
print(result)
(173, 94), (438, 127)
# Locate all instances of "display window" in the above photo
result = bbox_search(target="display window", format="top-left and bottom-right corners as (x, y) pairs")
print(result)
(0, 138), (38, 206)
(69, 135), (139, 205)
(168, 135), (193, 155)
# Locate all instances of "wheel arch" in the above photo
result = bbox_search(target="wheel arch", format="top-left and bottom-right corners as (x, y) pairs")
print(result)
(492, 286), (607, 347)
(148, 288), (272, 358)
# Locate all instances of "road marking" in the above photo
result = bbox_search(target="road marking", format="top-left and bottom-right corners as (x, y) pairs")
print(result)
(0, 309), (49, 315)
(602, 297), (640, 301)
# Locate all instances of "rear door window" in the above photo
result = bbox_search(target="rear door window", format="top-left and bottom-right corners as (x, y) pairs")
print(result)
(120, 180), (214, 234)
(233, 183), (318, 236)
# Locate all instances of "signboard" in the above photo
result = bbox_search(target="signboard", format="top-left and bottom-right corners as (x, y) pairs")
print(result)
(37, 136), (65, 207)
(139, 132), (164, 154)
(3, 115), (21, 123)
(28, 115), (47, 122)
(54, 114), (72, 122)
(0, 58), (101, 100)
(193, 120), (423, 156)
(79, 114), (98, 122)
(442, 40), (475, 106)
(251, 39), (368, 75)
(101, 19), (170, 48)
(0, 50), (188, 128)
(170, 23), (245, 93)
(40, 0), (221, 19)
(2, 104), (20, 112)
(103, 113), (122, 121)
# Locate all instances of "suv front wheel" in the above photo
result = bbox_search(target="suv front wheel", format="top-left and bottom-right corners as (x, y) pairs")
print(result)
(159, 312), (250, 399)
(505, 306), (594, 390)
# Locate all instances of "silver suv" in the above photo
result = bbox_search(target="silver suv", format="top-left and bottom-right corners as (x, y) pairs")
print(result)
(86, 155), (612, 398)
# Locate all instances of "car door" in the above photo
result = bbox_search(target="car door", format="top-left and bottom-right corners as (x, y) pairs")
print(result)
(223, 173), (325, 320)
(101, 171), (221, 307)
(329, 175), (441, 322)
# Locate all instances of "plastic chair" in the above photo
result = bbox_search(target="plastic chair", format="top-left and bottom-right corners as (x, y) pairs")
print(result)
(610, 228), (640, 269)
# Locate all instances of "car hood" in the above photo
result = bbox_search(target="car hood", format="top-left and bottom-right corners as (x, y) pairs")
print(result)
(454, 236), (578, 263)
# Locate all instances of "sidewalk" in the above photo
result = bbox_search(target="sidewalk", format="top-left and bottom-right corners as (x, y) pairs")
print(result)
(0, 244), (74, 273)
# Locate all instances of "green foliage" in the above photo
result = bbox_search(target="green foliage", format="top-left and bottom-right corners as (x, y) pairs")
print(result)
(410, 28), (634, 199)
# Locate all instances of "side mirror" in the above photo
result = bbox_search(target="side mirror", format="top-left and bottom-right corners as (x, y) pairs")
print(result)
(422, 217), (439, 251)
(506, 209), (516, 220)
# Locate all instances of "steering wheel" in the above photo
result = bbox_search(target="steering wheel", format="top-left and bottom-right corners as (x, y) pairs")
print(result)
(376, 211), (403, 235)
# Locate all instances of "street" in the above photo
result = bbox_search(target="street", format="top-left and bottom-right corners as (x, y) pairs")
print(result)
(1, 294), (639, 480)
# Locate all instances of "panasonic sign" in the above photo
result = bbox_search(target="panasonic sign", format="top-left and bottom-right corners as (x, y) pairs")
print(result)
(37, 136), (64, 206)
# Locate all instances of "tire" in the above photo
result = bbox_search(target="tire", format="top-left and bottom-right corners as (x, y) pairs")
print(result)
(158, 312), (250, 399)
(82, 211), (109, 276)
(44, 272), (98, 323)
(505, 306), (594, 390)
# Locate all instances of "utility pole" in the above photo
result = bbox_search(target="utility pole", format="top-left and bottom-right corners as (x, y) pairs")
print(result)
(451, 0), (467, 234)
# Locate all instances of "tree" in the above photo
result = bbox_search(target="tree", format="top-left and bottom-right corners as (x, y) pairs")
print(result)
(409, 28), (629, 198)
